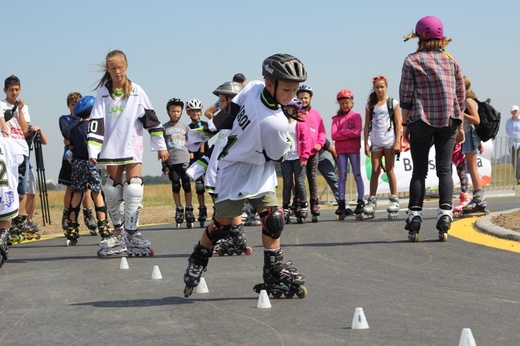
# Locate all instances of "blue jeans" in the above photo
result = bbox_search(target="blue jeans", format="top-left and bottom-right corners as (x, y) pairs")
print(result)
(318, 151), (339, 202)
(408, 120), (458, 209)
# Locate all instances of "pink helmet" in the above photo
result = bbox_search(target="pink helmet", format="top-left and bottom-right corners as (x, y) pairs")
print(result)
(336, 89), (354, 100)
(415, 16), (444, 40)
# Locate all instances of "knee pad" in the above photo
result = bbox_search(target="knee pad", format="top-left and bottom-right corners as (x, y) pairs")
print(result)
(67, 205), (81, 222)
(123, 176), (143, 231)
(205, 219), (232, 244)
(195, 180), (205, 195)
(181, 179), (192, 193)
(104, 176), (124, 227)
(95, 205), (108, 220)
(171, 179), (181, 193)
(260, 207), (284, 239)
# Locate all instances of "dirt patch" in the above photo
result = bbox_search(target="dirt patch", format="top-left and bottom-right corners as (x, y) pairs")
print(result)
(490, 209), (520, 233)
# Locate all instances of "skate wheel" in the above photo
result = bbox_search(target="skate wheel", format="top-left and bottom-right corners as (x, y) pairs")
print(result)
(34, 233), (41, 240)
(176, 223), (182, 229)
(25, 234), (33, 240)
(245, 246), (253, 255)
(148, 247), (155, 256)
(312, 216), (318, 223)
(296, 286), (307, 299)
(272, 291), (283, 299)
(66, 239), (71, 247)
(284, 291), (295, 298)
(184, 285), (194, 298)
(200, 222), (205, 228)
(439, 232), (448, 242)
(408, 233), (419, 242)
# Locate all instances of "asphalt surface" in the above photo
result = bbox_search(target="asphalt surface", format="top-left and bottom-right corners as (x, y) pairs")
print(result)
(1, 195), (519, 346)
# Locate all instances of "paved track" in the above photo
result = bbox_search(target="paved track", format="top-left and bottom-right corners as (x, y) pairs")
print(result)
(1, 196), (518, 345)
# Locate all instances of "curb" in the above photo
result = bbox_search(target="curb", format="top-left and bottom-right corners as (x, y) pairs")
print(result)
(474, 208), (520, 242)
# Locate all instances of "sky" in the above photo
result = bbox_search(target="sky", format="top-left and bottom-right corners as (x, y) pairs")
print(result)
(2, 0), (519, 183)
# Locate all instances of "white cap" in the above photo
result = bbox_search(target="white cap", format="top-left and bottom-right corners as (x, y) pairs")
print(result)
(512, 105), (519, 112)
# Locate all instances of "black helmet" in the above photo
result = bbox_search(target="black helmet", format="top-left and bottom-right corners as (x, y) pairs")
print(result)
(166, 97), (184, 111)
(262, 54), (307, 82)
(212, 81), (244, 97)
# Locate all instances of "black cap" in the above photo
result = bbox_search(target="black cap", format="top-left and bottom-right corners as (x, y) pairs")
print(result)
(232, 73), (246, 83)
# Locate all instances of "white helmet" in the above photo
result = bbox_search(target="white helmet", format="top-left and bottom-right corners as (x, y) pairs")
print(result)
(186, 99), (203, 111)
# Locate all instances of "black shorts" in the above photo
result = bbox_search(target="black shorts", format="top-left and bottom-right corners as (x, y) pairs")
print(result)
(58, 159), (72, 186)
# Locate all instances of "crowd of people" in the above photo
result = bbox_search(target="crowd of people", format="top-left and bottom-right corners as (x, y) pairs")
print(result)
(1, 16), (519, 303)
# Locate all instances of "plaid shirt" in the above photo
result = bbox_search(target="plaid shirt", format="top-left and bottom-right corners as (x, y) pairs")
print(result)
(399, 50), (465, 128)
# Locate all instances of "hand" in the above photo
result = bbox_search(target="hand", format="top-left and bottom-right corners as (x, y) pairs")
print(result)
(90, 157), (98, 164)
(17, 98), (25, 110)
(364, 143), (371, 157)
(158, 150), (169, 163)
(313, 144), (321, 152)
(455, 128), (465, 145)
(402, 127), (410, 142)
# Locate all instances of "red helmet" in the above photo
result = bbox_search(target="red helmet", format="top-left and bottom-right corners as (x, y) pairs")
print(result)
(336, 89), (354, 100)
(415, 16), (444, 40)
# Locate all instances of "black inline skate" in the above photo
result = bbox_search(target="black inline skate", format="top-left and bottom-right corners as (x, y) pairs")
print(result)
(65, 222), (80, 246)
(436, 206), (453, 242)
(175, 205), (184, 229)
(405, 209), (423, 242)
(61, 208), (70, 234)
(185, 205), (196, 229)
(97, 219), (111, 240)
(213, 224), (253, 256)
(310, 197), (320, 223)
(461, 191), (489, 217)
(335, 199), (347, 221)
(283, 203), (292, 224)
(184, 243), (213, 298)
(83, 207), (98, 235)
(21, 220), (41, 240)
(295, 200), (308, 224)
(198, 205), (207, 228)
(0, 228), (9, 268)
(9, 215), (26, 244)
(253, 249), (307, 299)
(354, 199), (367, 220)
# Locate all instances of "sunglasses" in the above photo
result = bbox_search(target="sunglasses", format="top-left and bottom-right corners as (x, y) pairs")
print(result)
(373, 75), (386, 82)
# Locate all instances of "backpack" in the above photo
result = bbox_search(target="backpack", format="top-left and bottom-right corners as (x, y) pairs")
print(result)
(472, 98), (501, 142)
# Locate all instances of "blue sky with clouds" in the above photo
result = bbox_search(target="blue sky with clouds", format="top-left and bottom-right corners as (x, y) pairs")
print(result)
(2, 0), (518, 182)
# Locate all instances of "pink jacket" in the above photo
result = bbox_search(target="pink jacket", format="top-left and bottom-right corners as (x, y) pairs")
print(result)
(331, 110), (362, 154)
(295, 121), (313, 164)
(298, 108), (326, 163)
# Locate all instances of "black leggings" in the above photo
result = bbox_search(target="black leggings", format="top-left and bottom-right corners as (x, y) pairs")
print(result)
(408, 120), (458, 210)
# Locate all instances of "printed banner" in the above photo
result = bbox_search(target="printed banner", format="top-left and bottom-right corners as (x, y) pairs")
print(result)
(360, 140), (493, 194)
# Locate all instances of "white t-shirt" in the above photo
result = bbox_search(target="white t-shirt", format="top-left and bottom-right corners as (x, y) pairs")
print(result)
(0, 138), (24, 219)
(0, 99), (30, 156)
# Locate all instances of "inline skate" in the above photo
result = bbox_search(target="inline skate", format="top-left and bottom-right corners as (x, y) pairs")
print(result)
(296, 200), (308, 224)
(253, 249), (307, 299)
(83, 207), (98, 235)
(436, 207), (453, 242)
(242, 202), (258, 226)
(0, 228), (9, 268)
(213, 224), (253, 256)
(21, 220), (41, 240)
(97, 227), (127, 257)
(184, 242), (213, 298)
(461, 191), (489, 217)
(405, 209), (423, 242)
(310, 197), (320, 223)
(65, 222), (80, 246)
(175, 205), (184, 229)
(61, 208), (70, 234)
(9, 215), (26, 243)
(124, 231), (154, 256)
(283, 203), (292, 224)
(198, 205), (207, 228)
(354, 199), (367, 220)
(387, 195), (400, 220)
(185, 205), (196, 229)
(335, 199), (347, 221)
(363, 196), (377, 220)
(453, 192), (470, 217)
(97, 219), (111, 240)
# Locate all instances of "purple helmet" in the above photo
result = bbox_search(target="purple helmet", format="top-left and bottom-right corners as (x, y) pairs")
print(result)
(415, 16), (444, 40)
(287, 97), (303, 110)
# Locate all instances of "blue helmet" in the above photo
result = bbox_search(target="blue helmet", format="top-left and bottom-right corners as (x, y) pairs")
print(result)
(74, 95), (95, 119)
